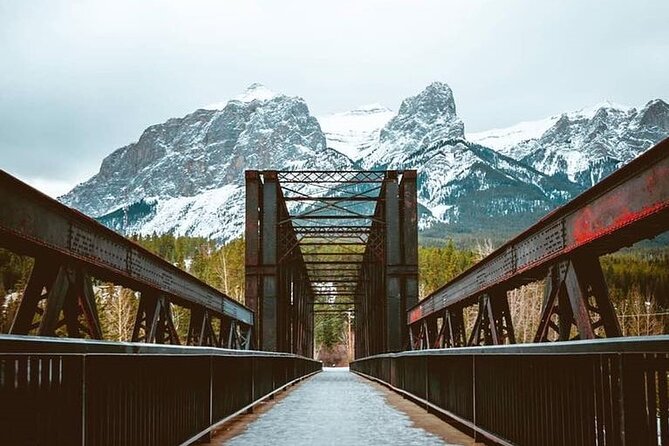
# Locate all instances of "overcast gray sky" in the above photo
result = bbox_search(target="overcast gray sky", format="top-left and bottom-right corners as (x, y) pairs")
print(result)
(1, 0), (668, 197)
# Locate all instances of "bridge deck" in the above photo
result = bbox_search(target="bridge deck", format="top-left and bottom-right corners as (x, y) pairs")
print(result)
(208, 368), (475, 445)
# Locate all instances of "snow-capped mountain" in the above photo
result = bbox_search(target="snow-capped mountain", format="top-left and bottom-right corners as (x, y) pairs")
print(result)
(467, 101), (631, 156)
(204, 82), (278, 109)
(318, 104), (394, 160)
(60, 82), (668, 243)
(361, 82), (465, 169)
(468, 99), (669, 187)
(61, 84), (353, 240)
(345, 82), (579, 231)
(404, 139), (579, 227)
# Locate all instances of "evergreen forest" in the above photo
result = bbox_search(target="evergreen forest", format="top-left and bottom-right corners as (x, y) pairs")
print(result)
(1, 234), (667, 364)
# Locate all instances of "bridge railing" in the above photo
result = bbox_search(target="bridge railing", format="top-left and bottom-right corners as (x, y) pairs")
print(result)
(351, 336), (669, 446)
(0, 335), (321, 446)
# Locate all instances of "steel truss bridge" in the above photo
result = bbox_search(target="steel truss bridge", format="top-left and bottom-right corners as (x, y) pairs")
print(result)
(0, 137), (667, 445)
(244, 169), (418, 356)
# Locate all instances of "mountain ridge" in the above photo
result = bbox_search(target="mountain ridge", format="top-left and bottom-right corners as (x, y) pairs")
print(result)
(60, 82), (669, 243)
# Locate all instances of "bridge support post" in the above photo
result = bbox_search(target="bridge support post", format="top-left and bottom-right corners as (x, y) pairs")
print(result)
(535, 256), (621, 342)
(246, 170), (317, 355)
(409, 315), (439, 350)
(132, 292), (180, 344)
(187, 309), (219, 347)
(260, 171), (279, 351)
(384, 171), (402, 352)
(433, 307), (467, 348)
(468, 290), (515, 346)
(400, 171), (419, 349)
(447, 307), (467, 347)
(245, 171), (261, 349)
(10, 258), (102, 339)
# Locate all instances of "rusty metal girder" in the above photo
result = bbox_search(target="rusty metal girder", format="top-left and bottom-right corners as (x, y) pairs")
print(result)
(276, 170), (387, 183)
(0, 170), (254, 329)
(248, 169), (418, 358)
(10, 258), (103, 339)
(408, 137), (669, 327)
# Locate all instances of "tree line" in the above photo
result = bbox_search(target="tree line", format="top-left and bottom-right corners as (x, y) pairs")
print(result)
(1, 235), (667, 352)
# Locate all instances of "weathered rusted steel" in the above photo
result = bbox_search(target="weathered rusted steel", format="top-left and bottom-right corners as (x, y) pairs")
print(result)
(261, 171), (280, 351)
(10, 258), (103, 339)
(248, 169), (418, 357)
(408, 138), (669, 336)
(0, 335), (321, 446)
(385, 171), (402, 352)
(276, 170), (386, 184)
(351, 336), (669, 446)
(244, 170), (262, 347)
(400, 170), (419, 346)
(0, 170), (254, 329)
(247, 170), (315, 354)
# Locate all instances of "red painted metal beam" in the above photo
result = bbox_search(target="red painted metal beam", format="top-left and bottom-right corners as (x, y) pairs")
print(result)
(408, 137), (669, 325)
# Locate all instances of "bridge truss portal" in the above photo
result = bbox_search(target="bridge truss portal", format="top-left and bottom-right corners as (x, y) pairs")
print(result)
(245, 170), (418, 357)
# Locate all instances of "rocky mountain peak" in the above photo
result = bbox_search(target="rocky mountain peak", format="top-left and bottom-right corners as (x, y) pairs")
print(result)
(360, 82), (464, 168)
(61, 81), (667, 243)
(636, 99), (669, 129)
(60, 83), (351, 228)
(397, 81), (457, 120)
(574, 100), (631, 118)
(232, 83), (278, 103)
(204, 83), (280, 110)
(474, 98), (669, 188)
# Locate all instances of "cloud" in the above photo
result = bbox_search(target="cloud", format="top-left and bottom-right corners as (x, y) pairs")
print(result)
(7, 173), (76, 199)
(1, 0), (668, 194)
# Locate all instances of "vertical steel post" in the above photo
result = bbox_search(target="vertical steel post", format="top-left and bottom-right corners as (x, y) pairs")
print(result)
(245, 171), (261, 349)
(400, 170), (419, 349)
(261, 171), (279, 351)
(572, 255), (622, 337)
(384, 171), (402, 352)
(38, 266), (72, 336)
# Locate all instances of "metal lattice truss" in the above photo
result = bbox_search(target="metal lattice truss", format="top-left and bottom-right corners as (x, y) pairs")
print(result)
(407, 137), (669, 351)
(0, 171), (254, 350)
(277, 170), (386, 184)
(276, 171), (391, 298)
(245, 169), (419, 356)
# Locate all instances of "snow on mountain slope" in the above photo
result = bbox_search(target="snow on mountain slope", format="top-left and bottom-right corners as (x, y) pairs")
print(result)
(468, 100), (668, 187)
(204, 83), (279, 110)
(467, 101), (632, 157)
(467, 116), (559, 159)
(347, 83), (580, 230)
(407, 139), (579, 226)
(120, 185), (245, 241)
(319, 104), (395, 160)
(523, 100), (668, 186)
(361, 82), (465, 169)
(61, 81), (668, 243)
(61, 84), (353, 238)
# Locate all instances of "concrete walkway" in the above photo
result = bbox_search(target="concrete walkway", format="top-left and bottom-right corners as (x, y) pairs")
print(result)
(214, 368), (471, 446)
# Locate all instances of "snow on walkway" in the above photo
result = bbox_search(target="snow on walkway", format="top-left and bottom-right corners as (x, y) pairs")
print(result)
(225, 367), (447, 445)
